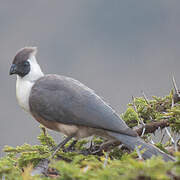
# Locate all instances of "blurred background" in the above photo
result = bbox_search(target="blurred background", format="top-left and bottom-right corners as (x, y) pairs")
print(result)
(1, 1), (180, 155)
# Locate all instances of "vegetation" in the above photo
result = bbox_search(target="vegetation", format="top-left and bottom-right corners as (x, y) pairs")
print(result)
(0, 89), (180, 179)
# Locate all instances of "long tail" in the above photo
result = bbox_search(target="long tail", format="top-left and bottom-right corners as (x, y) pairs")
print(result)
(108, 131), (175, 161)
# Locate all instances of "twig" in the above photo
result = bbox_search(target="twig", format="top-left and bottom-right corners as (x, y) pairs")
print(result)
(172, 76), (179, 95)
(103, 153), (109, 168)
(141, 127), (146, 137)
(141, 90), (149, 104)
(150, 139), (155, 145)
(160, 129), (166, 143)
(135, 146), (143, 160)
(85, 136), (94, 150)
(165, 128), (175, 144)
(174, 139), (179, 152)
(171, 94), (175, 108)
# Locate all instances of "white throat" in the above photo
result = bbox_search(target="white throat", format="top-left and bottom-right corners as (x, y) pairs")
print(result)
(16, 56), (44, 112)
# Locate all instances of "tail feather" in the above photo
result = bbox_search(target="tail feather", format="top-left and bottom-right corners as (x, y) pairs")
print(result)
(108, 132), (175, 161)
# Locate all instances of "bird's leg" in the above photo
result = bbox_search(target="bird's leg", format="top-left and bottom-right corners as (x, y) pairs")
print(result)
(50, 136), (75, 155)
(79, 136), (96, 155)
(50, 134), (75, 159)
(32, 134), (75, 176)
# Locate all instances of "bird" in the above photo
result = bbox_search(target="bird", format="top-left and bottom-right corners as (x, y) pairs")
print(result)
(9, 47), (174, 162)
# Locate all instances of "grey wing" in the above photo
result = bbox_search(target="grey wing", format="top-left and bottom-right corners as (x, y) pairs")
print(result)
(29, 74), (137, 137)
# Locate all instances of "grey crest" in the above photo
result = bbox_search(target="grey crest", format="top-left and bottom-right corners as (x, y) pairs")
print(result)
(13, 47), (37, 65)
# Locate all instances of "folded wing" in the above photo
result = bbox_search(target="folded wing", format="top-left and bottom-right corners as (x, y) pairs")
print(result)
(29, 74), (137, 137)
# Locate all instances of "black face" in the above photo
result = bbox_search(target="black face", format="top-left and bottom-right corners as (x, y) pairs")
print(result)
(10, 47), (36, 77)
(9, 61), (30, 77)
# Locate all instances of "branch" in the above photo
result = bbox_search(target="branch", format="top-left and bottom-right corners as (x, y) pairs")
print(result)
(136, 119), (169, 136)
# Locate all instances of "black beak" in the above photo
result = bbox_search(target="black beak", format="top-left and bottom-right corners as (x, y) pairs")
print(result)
(9, 64), (17, 75)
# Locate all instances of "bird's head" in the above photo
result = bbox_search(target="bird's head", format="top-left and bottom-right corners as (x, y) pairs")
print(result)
(10, 47), (44, 81)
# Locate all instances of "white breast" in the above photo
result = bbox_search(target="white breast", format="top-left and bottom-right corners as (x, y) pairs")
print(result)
(16, 76), (34, 112)
(15, 56), (44, 112)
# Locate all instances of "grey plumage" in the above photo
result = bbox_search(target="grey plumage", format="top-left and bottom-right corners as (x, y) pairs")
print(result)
(29, 74), (174, 161)
(29, 74), (137, 137)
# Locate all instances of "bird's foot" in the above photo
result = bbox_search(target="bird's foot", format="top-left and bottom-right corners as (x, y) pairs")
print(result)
(80, 145), (104, 156)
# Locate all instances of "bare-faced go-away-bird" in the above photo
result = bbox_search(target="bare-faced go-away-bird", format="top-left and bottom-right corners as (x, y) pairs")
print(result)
(9, 47), (175, 162)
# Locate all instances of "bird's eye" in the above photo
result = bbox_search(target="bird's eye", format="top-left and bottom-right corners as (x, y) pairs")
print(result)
(24, 61), (29, 66)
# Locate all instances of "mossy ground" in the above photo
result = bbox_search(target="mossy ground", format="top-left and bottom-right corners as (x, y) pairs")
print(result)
(0, 93), (180, 180)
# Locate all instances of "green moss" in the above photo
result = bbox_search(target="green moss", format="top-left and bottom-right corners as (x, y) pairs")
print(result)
(121, 107), (139, 127)
(168, 107), (180, 132)
(1, 132), (180, 179)
(122, 94), (179, 133)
